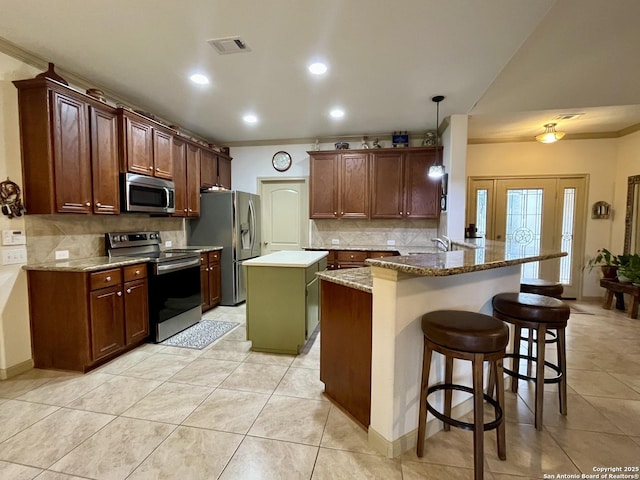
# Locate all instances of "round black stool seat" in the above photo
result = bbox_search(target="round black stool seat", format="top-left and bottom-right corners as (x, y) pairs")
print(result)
(418, 310), (509, 480)
(422, 310), (509, 353)
(492, 292), (570, 431)
(520, 278), (564, 299)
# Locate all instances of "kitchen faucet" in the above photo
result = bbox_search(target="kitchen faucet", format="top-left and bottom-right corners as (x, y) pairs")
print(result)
(431, 235), (452, 251)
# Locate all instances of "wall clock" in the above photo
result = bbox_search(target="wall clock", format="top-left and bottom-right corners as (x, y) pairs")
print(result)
(272, 151), (292, 172)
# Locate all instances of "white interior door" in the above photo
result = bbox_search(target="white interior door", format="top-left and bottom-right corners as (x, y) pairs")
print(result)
(260, 178), (309, 254)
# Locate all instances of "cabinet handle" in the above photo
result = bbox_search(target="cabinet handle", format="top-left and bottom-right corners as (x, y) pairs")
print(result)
(333, 212), (337, 215)
(184, 209), (188, 212)
(188, 208), (192, 212)
(341, 211), (344, 215)
(350, 255), (354, 259)
(135, 270), (141, 275)
(96, 202), (101, 207)
(407, 211), (410, 215)
(156, 167), (160, 172)
(105, 276), (111, 282)
(149, 166), (154, 171)
(117, 291), (122, 296)
(126, 288), (132, 294)
(399, 211), (403, 215)
(85, 202), (91, 207)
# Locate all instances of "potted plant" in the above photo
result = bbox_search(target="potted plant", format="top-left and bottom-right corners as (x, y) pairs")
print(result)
(617, 253), (640, 284)
(586, 248), (620, 279)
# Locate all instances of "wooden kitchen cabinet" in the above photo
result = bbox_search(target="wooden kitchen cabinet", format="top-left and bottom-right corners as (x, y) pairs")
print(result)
(118, 108), (174, 179)
(308, 249), (399, 270)
(370, 147), (441, 219)
(172, 137), (201, 217)
(13, 77), (120, 214)
(309, 152), (369, 219)
(200, 251), (221, 312)
(201, 149), (232, 190)
(27, 263), (148, 372)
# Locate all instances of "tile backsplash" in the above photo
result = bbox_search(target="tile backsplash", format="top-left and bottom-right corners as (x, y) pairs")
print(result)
(310, 219), (438, 249)
(24, 215), (186, 264)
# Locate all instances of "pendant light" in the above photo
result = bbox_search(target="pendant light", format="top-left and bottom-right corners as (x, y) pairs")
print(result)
(428, 95), (445, 178)
(535, 123), (565, 143)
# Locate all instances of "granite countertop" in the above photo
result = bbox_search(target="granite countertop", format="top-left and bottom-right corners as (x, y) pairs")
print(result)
(22, 256), (151, 272)
(172, 245), (224, 253)
(307, 239), (481, 256)
(243, 250), (329, 267)
(316, 267), (372, 293)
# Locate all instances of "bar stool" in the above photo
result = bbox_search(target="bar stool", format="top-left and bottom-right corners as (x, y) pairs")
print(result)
(520, 278), (564, 299)
(417, 310), (509, 480)
(492, 292), (570, 430)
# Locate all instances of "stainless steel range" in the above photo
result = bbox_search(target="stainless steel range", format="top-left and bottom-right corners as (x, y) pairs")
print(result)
(106, 231), (201, 342)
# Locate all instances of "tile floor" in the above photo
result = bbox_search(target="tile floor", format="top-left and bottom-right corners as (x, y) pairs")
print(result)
(1, 299), (639, 479)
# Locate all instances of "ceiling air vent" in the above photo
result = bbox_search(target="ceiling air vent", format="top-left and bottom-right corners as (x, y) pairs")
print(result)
(554, 113), (585, 121)
(207, 36), (251, 55)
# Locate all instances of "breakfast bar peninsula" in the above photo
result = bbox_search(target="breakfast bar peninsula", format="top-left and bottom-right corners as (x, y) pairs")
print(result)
(316, 240), (566, 458)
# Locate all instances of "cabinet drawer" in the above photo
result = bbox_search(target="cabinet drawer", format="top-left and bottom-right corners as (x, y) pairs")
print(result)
(90, 268), (122, 290)
(368, 251), (398, 259)
(208, 251), (221, 263)
(337, 251), (368, 262)
(124, 264), (147, 281)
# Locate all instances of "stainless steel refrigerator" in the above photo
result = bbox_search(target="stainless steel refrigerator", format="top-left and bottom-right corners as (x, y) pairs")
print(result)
(189, 190), (261, 305)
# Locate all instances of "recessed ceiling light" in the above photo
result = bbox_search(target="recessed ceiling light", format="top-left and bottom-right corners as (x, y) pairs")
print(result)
(308, 62), (328, 75)
(329, 108), (344, 119)
(189, 73), (210, 85)
(243, 114), (258, 124)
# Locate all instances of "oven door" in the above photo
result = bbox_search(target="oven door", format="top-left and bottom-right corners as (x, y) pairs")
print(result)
(148, 257), (201, 342)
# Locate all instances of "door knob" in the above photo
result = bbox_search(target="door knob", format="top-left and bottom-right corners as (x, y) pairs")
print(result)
(263, 241), (268, 246)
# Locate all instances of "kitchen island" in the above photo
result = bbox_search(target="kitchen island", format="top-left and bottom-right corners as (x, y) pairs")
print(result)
(244, 250), (328, 354)
(317, 241), (565, 457)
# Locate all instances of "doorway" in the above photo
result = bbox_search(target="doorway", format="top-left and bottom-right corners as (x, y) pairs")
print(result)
(259, 178), (309, 254)
(467, 176), (587, 299)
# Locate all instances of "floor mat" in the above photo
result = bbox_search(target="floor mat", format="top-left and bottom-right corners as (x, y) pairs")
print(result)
(160, 320), (239, 350)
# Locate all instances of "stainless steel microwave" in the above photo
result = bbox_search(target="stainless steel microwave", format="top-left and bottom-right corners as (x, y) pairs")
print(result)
(122, 173), (175, 214)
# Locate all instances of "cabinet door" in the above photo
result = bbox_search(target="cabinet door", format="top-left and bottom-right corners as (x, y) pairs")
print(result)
(305, 277), (319, 339)
(186, 143), (201, 216)
(89, 285), (125, 361)
(218, 155), (232, 189)
(172, 138), (187, 217)
(340, 153), (369, 218)
(209, 254), (221, 306)
(310, 153), (339, 218)
(51, 91), (92, 213)
(89, 106), (119, 214)
(124, 278), (149, 345)
(153, 128), (173, 179)
(200, 149), (217, 188)
(124, 116), (154, 175)
(370, 151), (404, 219)
(404, 149), (440, 219)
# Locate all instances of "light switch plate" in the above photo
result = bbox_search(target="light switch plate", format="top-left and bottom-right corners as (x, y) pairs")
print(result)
(387, 240), (396, 246)
(55, 250), (69, 260)
(1, 247), (27, 265)
(165, 240), (172, 247)
(2, 230), (26, 245)
(331, 239), (340, 245)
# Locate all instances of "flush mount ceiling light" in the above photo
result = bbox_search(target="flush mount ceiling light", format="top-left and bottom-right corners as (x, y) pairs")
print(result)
(535, 123), (566, 143)
(329, 108), (344, 119)
(189, 73), (210, 85)
(428, 95), (445, 179)
(242, 114), (258, 124)
(308, 62), (328, 75)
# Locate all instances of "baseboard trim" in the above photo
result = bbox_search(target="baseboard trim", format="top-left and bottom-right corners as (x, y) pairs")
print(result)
(0, 358), (34, 380)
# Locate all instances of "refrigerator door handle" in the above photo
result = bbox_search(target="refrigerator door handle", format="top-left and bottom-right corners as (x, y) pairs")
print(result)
(248, 199), (256, 251)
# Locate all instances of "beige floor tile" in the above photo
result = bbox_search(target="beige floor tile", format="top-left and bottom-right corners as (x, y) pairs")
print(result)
(320, 406), (377, 454)
(49, 417), (175, 480)
(201, 339), (251, 362)
(119, 353), (194, 381)
(490, 474), (539, 480)
(274, 366), (327, 401)
(134, 343), (168, 354)
(32, 471), (88, 479)
(403, 425), (478, 469)
(219, 362), (288, 394)
(222, 325), (247, 342)
(0, 408), (114, 468)
(245, 351), (295, 366)
(401, 460), (475, 480)
(95, 349), (153, 375)
(0, 400), (59, 443)
(547, 428), (640, 472)
(291, 348), (320, 369)
(0, 460), (41, 479)
(582, 396), (640, 436)
(122, 382), (212, 424)
(219, 436), (317, 480)
(567, 369), (640, 399)
(0, 369), (72, 399)
(484, 423), (580, 477)
(610, 371), (640, 393)
(183, 388), (269, 434)
(16, 372), (114, 406)
(249, 395), (330, 446)
(312, 448), (403, 480)
(67, 376), (162, 415)
(155, 345), (204, 358)
(127, 426), (243, 480)
(168, 357), (240, 387)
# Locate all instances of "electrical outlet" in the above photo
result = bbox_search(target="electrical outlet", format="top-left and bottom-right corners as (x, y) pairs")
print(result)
(2, 230), (26, 245)
(331, 239), (340, 245)
(165, 240), (172, 248)
(55, 250), (70, 260)
(387, 240), (396, 246)
(2, 247), (27, 265)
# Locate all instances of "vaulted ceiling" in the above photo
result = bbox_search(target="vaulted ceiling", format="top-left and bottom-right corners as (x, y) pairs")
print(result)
(1, 0), (639, 145)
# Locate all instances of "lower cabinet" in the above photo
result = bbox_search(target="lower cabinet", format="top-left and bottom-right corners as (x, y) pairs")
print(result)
(27, 263), (148, 372)
(200, 251), (221, 312)
(316, 249), (399, 270)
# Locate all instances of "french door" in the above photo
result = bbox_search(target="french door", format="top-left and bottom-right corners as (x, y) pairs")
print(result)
(468, 176), (587, 299)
